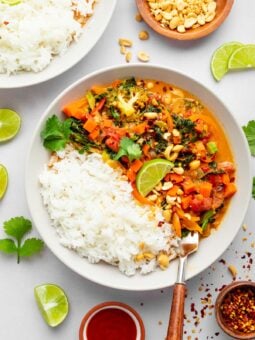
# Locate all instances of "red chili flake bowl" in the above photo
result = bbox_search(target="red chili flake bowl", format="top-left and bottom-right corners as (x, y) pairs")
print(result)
(79, 301), (145, 340)
(215, 281), (255, 339)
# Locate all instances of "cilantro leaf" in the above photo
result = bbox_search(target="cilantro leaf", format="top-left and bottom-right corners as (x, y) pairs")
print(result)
(0, 216), (44, 263)
(19, 238), (44, 257)
(114, 137), (142, 162)
(126, 143), (142, 161)
(41, 115), (72, 151)
(0, 239), (17, 254)
(243, 120), (255, 156)
(4, 217), (32, 243)
(252, 177), (255, 200)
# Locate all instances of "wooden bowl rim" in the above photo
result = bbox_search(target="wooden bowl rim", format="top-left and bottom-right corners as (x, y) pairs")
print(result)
(215, 281), (255, 339)
(79, 301), (145, 340)
(136, 0), (235, 41)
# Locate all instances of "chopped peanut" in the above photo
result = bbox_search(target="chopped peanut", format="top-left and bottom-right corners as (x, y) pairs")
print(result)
(139, 30), (149, 40)
(147, 0), (217, 33)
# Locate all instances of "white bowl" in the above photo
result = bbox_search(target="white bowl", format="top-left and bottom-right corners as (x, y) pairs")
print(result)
(0, 0), (116, 89)
(26, 64), (252, 291)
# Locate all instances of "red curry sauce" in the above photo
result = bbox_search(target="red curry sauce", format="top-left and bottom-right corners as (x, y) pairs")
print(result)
(86, 308), (137, 340)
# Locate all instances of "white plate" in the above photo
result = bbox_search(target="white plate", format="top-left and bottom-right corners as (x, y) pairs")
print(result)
(0, 0), (117, 89)
(25, 65), (252, 291)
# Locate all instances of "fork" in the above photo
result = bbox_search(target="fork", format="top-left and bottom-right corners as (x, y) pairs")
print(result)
(166, 232), (199, 340)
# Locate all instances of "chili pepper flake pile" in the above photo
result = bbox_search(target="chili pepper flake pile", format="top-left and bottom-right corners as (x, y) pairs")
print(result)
(220, 286), (255, 334)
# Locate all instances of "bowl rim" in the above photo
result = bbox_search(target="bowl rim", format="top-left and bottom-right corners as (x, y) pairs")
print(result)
(215, 281), (255, 339)
(136, 0), (235, 41)
(0, 0), (117, 89)
(79, 301), (145, 340)
(25, 63), (252, 291)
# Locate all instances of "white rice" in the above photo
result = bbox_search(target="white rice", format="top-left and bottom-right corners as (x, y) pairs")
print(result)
(39, 147), (179, 276)
(0, 0), (96, 74)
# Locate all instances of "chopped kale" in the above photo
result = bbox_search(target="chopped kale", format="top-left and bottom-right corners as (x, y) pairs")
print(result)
(69, 118), (97, 152)
(181, 229), (190, 238)
(145, 105), (161, 113)
(209, 161), (218, 170)
(154, 126), (168, 153)
(120, 77), (137, 90)
(161, 199), (167, 209)
(105, 147), (117, 160)
(184, 99), (196, 110)
(176, 152), (195, 168)
(94, 93), (107, 101)
(173, 114), (196, 134)
(109, 106), (120, 121)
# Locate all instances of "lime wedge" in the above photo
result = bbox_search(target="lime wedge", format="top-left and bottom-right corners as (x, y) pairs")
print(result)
(211, 42), (243, 81)
(0, 0), (21, 5)
(136, 159), (174, 197)
(228, 44), (255, 70)
(0, 164), (8, 200)
(34, 284), (69, 327)
(0, 109), (21, 142)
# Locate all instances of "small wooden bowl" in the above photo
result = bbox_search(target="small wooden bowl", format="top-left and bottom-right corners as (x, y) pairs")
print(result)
(215, 281), (255, 339)
(136, 0), (234, 41)
(79, 301), (145, 340)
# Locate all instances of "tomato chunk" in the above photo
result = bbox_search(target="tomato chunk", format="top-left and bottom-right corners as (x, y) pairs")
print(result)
(190, 196), (213, 212)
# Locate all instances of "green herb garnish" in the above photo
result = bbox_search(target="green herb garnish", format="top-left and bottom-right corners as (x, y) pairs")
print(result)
(41, 116), (97, 152)
(120, 77), (137, 90)
(154, 126), (168, 153)
(181, 229), (190, 238)
(201, 210), (216, 231)
(69, 118), (97, 151)
(173, 114), (196, 134)
(252, 177), (255, 200)
(114, 137), (142, 162)
(243, 120), (255, 156)
(41, 115), (72, 151)
(0, 217), (44, 263)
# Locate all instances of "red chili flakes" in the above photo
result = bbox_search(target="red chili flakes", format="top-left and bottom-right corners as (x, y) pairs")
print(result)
(219, 259), (226, 265)
(220, 286), (255, 334)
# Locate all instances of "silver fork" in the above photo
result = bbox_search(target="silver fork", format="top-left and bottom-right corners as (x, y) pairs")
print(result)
(166, 232), (199, 340)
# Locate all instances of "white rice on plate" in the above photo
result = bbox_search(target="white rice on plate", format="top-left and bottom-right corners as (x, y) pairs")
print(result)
(39, 147), (179, 276)
(0, 0), (97, 74)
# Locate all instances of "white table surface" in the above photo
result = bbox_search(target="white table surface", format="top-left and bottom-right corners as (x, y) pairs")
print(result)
(1, 1), (255, 339)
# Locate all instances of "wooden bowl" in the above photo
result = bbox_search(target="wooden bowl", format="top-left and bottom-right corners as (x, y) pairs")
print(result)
(215, 281), (255, 339)
(136, 0), (234, 41)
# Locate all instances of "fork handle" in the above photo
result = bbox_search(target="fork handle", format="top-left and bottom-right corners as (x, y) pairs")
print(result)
(166, 283), (187, 340)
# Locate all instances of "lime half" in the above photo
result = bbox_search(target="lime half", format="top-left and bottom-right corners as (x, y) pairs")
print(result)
(0, 164), (8, 200)
(34, 284), (69, 327)
(211, 42), (243, 81)
(228, 44), (255, 70)
(0, 109), (21, 142)
(136, 159), (174, 197)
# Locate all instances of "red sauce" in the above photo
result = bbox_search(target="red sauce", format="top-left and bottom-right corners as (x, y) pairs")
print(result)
(86, 308), (137, 340)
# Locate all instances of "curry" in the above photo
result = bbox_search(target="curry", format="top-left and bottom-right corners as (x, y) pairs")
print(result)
(60, 77), (236, 238)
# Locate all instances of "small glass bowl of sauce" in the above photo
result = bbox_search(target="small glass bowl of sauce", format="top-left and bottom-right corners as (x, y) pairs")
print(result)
(215, 281), (255, 339)
(79, 301), (145, 340)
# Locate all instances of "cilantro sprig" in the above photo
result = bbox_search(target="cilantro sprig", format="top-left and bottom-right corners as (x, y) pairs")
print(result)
(243, 120), (255, 201)
(114, 137), (142, 162)
(0, 217), (44, 263)
(253, 177), (255, 200)
(41, 115), (72, 152)
(243, 120), (255, 156)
